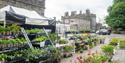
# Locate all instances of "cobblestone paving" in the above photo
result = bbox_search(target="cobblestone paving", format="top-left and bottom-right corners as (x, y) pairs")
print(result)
(60, 34), (125, 63)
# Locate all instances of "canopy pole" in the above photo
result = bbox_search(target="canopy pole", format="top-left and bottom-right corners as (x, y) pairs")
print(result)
(42, 27), (55, 48)
(3, 11), (6, 28)
(21, 27), (33, 48)
(4, 20), (6, 28)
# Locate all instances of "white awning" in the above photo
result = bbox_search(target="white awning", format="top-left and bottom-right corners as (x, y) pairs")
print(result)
(0, 5), (48, 20)
(0, 5), (51, 25)
(0, 11), (5, 21)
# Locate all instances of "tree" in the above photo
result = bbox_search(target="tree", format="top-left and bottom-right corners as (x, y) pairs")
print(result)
(114, 0), (125, 3)
(105, 0), (125, 30)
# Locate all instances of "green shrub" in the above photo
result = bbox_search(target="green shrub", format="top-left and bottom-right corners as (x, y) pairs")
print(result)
(109, 38), (119, 46)
(101, 45), (114, 55)
(119, 40), (125, 48)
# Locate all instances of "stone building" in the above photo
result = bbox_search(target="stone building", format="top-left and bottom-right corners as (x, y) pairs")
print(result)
(96, 23), (103, 30)
(61, 9), (96, 32)
(0, 0), (45, 16)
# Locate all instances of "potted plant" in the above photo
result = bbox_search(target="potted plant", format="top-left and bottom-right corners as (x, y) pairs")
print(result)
(33, 36), (47, 43)
(0, 54), (8, 63)
(26, 28), (42, 34)
(84, 54), (108, 63)
(63, 45), (74, 57)
(9, 24), (21, 34)
(101, 45), (115, 61)
(49, 33), (59, 43)
(58, 39), (68, 44)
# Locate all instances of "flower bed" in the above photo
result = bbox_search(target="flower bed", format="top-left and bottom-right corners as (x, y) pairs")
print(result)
(74, 33), (101, 53)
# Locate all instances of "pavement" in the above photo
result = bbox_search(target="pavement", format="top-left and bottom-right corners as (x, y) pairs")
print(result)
(60, 34), (125, 63)
(111, 34), (125, 63)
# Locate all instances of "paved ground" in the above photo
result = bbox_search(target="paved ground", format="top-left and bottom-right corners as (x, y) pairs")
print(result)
(112, 49), (125, 63)
(110, 34), (125, 63)
(60, 34), (125, 63)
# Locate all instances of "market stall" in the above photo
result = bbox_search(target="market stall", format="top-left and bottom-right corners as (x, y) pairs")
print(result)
(0, 5), (60, 63)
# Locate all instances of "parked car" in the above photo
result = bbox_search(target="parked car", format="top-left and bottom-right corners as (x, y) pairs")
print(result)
(96, 29), (111, 35)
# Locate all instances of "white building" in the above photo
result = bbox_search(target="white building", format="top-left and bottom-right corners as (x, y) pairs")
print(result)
(61, 9), (96, 32)
(56, 21), (70, 38)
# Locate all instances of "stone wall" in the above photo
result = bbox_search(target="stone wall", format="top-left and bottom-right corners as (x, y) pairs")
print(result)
(0, 0), (45, 16)
(62, 9), (96, 31)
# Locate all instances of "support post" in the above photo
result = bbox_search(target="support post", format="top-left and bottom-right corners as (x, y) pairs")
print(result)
(43, 27), (55, 47)
(4, 20), (6, 28)
(21, 28), (33, 48)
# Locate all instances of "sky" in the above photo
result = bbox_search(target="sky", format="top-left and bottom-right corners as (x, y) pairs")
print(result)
(45, 0), (113, 22)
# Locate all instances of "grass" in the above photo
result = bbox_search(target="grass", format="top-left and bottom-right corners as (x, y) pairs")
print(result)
(119, 40), (125, 48)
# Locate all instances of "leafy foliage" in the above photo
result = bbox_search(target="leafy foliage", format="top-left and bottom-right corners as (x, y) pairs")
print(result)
(119, 40), (125, 48)
(109, 38), (119, 46)
(9, 24), (21, 33)
(0, 38), (26, 44)
(49, 33), (59, 42)
(26, 28), (43, 34)
(0, 48), (48, 62)
(21, 48), (48, 61)
(58, 39), (68, 44)
(0, 54), (8, 61)
(63, 46), (74, 52)
(101, 45), (114, 55)
(106, 0), (125, 30)
(47, 46), (61, 60)
(34, 36), (47, 42)
(114, 0), (125, 3)
(84, 54), (108, 63)
(0, 24), (21, 33)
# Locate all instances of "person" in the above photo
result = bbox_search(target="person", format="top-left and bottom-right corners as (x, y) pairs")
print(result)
(108, 28), (112, 35)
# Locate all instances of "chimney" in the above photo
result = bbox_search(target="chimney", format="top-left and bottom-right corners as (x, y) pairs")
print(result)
(79, 10), (82, 14)
(71, 11), (76, 16)
(65, 12), (69, 16)
(86, 9), (90, 15)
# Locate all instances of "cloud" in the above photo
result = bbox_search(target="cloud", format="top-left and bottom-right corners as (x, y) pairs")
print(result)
(45, 0), (113, 21)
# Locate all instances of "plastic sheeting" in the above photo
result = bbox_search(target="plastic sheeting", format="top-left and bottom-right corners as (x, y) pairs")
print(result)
(0, 5), (48, 19)
(0, 11), (5, 21)
(26, 18), (48, 25)
(6, 11), (25, 24)
(0, 5), (50, 25)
